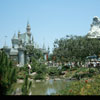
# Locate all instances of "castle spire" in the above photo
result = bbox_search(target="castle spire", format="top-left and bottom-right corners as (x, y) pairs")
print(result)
(26, 21), (31, 35)
(18, 30), (20, 38)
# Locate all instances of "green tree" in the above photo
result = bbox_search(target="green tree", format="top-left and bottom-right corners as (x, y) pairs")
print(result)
(0, 51), (17, 95)
(22, 75), (32, 95)
(53, 35), (100, 63)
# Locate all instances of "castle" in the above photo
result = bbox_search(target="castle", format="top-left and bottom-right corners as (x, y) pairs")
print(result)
(3, 22), (49, 67)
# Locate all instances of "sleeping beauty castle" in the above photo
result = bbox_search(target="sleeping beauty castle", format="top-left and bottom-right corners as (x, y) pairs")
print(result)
(2, 22), (49, 67)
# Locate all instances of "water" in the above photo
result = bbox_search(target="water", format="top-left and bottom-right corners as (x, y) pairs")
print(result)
(29, 79), (70, 95)
(12, 78), (72, 95)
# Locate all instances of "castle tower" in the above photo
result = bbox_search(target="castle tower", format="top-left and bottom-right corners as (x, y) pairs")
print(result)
(18, 48), (25, 67)
(18, 30), (20, 38)
(12, 33), (19, 49)
(32, 36), (34, 45)
(26, 21), (31, 44)
(26, 21), (31, 36)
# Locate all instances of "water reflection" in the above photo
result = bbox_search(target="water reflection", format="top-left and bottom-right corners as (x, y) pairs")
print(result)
(31, 79), (67, 95)
(46, 88), (56, 95)
(12, 79), (72, 95)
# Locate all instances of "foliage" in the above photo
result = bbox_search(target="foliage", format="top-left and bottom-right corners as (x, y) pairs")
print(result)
(26, 45), (43, 61)
(72, 68), (97, 80)
(30, 57), (48, 80)
(61, 65), (70, 71)
(48, 67), (62, 76)
(69, 67), (78, 71)
(16, 65), (29, 80)
(36, 63), (47, 74)
(21, 75), (32, 95)
(53, 35), (100, 62)
(34, 74), (45, 80)
(0, 51), (17, 95)
(89, 68), (97, 74)
(59, 74), (100, 95)
(31, 57), (38, 72)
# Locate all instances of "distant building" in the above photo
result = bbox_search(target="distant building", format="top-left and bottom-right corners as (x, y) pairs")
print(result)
(2, 22), (49, 67)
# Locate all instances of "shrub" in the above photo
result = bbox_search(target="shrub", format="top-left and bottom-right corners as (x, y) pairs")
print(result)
(36, 63), (47, 74)
(0, 51), (17, 95)
(17, 75), (25, 79)
(22, 75), (32, 95)
(69, 67), (78, 71)
(48, 67), (61, 76)
(34, 74), (45, 80)
(62, 65), (70, 71)
(89, 68), (96, 74)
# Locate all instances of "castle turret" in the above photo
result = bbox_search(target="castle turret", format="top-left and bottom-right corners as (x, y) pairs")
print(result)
(32, 36), (34, 45)
(12, 33), (19, 49)
(18, 30), (20, 38)
(26, 21), (32, 44)
(26, 21), (31, 36)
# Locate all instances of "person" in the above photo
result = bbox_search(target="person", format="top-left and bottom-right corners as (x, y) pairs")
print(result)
(28, 64), (31, 75)
(93, 61), (96, 67)
(16, 63), (20, 67)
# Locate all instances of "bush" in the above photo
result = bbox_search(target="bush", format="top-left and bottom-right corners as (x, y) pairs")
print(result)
(22, 75), (32, 95)
(48, 67), (61, 76)
(0, 51), (17, 95)
(73, 73), (81, 80)
(89, 68), (96, 74)
(34, 74), (45, 80)
(73, 71), (94, 80)
(62, 65), (70, 71)
(36, 63), (47, 74)
(69, 67), (78, 71)
(17, 75), (25, 79)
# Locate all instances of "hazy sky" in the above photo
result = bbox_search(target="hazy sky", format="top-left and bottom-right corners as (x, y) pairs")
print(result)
(0, 0), (100, 53)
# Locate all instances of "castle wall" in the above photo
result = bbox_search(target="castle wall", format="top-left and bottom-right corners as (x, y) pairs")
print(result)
(18, 49), (25, 67)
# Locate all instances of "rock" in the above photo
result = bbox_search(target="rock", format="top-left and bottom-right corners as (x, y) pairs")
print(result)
(28, 78), (33, 81)
(36, 80), (41, 82)
(30, 72), (37, 76)
(46, 76), (50, 80)
(17, 79), (24, 83)
(54, 78), (60, 80)
(87, 16), (100, 38)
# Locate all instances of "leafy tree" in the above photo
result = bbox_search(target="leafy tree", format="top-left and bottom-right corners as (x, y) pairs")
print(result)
(26, 45), (43, 61)
(53, 35), (100, 63)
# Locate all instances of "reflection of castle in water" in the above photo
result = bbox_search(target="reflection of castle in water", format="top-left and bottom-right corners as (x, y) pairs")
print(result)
(3, 22), (49, 67)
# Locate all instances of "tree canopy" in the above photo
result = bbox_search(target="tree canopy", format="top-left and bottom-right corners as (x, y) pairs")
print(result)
(53, 35), (100, 62)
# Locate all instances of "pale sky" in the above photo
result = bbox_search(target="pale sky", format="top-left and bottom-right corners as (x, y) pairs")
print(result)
(0, 0), (100, 53)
